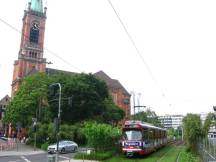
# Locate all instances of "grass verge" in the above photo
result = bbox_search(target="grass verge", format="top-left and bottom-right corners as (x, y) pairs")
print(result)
(102, 145), (201, 162)
(177, 147), (202, 162)
(74, 150), (115, 161)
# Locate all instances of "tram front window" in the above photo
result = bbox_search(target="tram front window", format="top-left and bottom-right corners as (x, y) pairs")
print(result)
(123, 130), (142, 140)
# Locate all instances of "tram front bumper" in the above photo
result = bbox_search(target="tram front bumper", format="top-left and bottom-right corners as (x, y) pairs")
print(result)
(122, 148), (146, 156)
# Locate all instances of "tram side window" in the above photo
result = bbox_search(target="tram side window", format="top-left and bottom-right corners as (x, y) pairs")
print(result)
(143, 129), (148, 140)
(149, 129), (153, 140)
(153, 129), (156, 139)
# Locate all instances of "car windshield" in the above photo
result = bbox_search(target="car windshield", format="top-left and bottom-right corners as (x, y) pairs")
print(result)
(67, 141), (74, 144)
(59, 141), (67, 145)
(123, 130), (142, 140)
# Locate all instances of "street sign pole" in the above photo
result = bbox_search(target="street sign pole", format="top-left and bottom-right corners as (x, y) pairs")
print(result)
(16, 121), (22, 152)
(32, 118), (37, 151)
(49, 83), (61, 162)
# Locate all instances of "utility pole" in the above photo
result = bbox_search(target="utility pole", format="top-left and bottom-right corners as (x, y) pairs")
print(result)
(130, 91), (136, 121)
(137, 93), (141, 113)
(181, 126), (184, 141)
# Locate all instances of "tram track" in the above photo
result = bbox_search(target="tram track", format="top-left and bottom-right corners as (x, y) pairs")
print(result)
(155, 140), (183, 162)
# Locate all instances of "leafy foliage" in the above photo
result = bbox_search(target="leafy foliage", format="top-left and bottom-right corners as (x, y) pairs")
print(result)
(183, 113), (203, 151)
(4, 72), (124, 126)
(132, 108), (161, 127)
(75, 150), (115, 161)
(167, 127), (182, 140)
(48, 73), (124, 124)
(3, 73), (50, 127)
(83, 122), (121, 151)
(202, 112), (215, 136)
(4, 72), (124, 146)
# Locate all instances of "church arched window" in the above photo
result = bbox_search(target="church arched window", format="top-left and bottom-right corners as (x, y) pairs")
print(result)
(30, 27), (39, 44)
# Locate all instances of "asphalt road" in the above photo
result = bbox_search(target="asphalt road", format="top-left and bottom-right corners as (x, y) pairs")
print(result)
(0, 152), (76, 162)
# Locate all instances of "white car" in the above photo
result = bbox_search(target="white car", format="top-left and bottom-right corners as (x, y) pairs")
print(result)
(47, 140), (78, 154)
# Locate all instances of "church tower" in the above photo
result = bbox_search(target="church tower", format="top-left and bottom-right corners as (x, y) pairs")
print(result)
(12, 0), (47, 97)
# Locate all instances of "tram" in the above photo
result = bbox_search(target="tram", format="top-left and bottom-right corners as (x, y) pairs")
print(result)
(122, 120), (167, 156)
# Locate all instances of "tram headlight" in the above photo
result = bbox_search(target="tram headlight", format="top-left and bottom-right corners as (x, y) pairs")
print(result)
(122, 141), (125, 146)
(139, 141), (142, 146)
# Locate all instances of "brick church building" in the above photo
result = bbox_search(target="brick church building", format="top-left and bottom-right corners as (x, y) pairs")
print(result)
(8, 0), (131, 121)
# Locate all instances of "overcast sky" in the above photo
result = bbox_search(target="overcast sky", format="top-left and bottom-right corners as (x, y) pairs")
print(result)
(0, 0), (216, 116)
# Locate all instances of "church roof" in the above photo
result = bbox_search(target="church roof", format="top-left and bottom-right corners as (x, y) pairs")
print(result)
(31, 0), (43, 13)
(45, 68), (130, 96)
(94, 71), (130, 96)
(46, 68), (76, 76)
(0, 95), (11, 105)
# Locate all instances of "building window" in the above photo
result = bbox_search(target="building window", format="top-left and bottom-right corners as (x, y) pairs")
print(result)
(29, 51), (37, 58)
(112, 94), (118, 104)
(123, 98), (130, 105)
(30, 27), (39, 44)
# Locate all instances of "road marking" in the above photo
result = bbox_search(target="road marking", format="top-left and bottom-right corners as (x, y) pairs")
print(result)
(59, 155), (70, 160)
(21, 156), (31, 162)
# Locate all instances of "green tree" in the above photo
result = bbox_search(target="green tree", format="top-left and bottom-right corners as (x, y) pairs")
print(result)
(203, 112), (215, 136)
(167, 127), (175, 139)
(100, 98), (125, 125)
(132, 108), (161, 127)
(167, 127), (182, 140)
(3, 73), (50, 127)
(183, 113), (203, 151)
(48, 72), (124, 123)
(4, 72), (124, 130)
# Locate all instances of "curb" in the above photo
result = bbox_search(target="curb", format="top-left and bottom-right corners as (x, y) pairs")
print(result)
(0, 150), (46, 157)
(60, 160), (98, 162)
(0, 137), (8, 141)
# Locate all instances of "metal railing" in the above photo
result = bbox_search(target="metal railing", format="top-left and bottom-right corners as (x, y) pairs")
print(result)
(0, 139), (16, 151)
(198, 138), (216, 162)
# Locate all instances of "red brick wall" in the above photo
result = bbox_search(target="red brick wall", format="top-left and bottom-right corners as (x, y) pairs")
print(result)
(111, 89), (131, 120)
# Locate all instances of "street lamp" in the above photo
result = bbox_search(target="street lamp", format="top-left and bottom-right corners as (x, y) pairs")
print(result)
(213, 106), (216, 112)
(49, 83), (61, 162)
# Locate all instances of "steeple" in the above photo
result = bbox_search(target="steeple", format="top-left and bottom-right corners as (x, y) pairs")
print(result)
(11, 0), (47, 97)
(31, 0), (43, 13)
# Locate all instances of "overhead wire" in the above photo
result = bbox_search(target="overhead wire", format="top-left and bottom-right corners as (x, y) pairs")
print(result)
(1, 3), (169, 104)
(106, 0), (169, 101)
(0, 17), (83, 73)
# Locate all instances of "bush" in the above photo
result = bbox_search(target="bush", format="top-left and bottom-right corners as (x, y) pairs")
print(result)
(59, 124), (75, 140)
(36, 123), (49, 144)
(73, 123), (86, 145)
(83, 122), (121, 151)
(41, 142), (49, 151)
(74, 151), (114, 161)
(27, 122), (87, 149)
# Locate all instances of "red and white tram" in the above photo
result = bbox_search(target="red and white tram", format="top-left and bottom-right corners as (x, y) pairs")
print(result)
(122, 120), (167, 156)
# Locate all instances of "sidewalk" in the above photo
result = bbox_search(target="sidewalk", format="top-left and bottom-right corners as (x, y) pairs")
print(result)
(60, 160), (98, 162)
(0, 140), (98, 161)
(0, 141), (45, 157)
